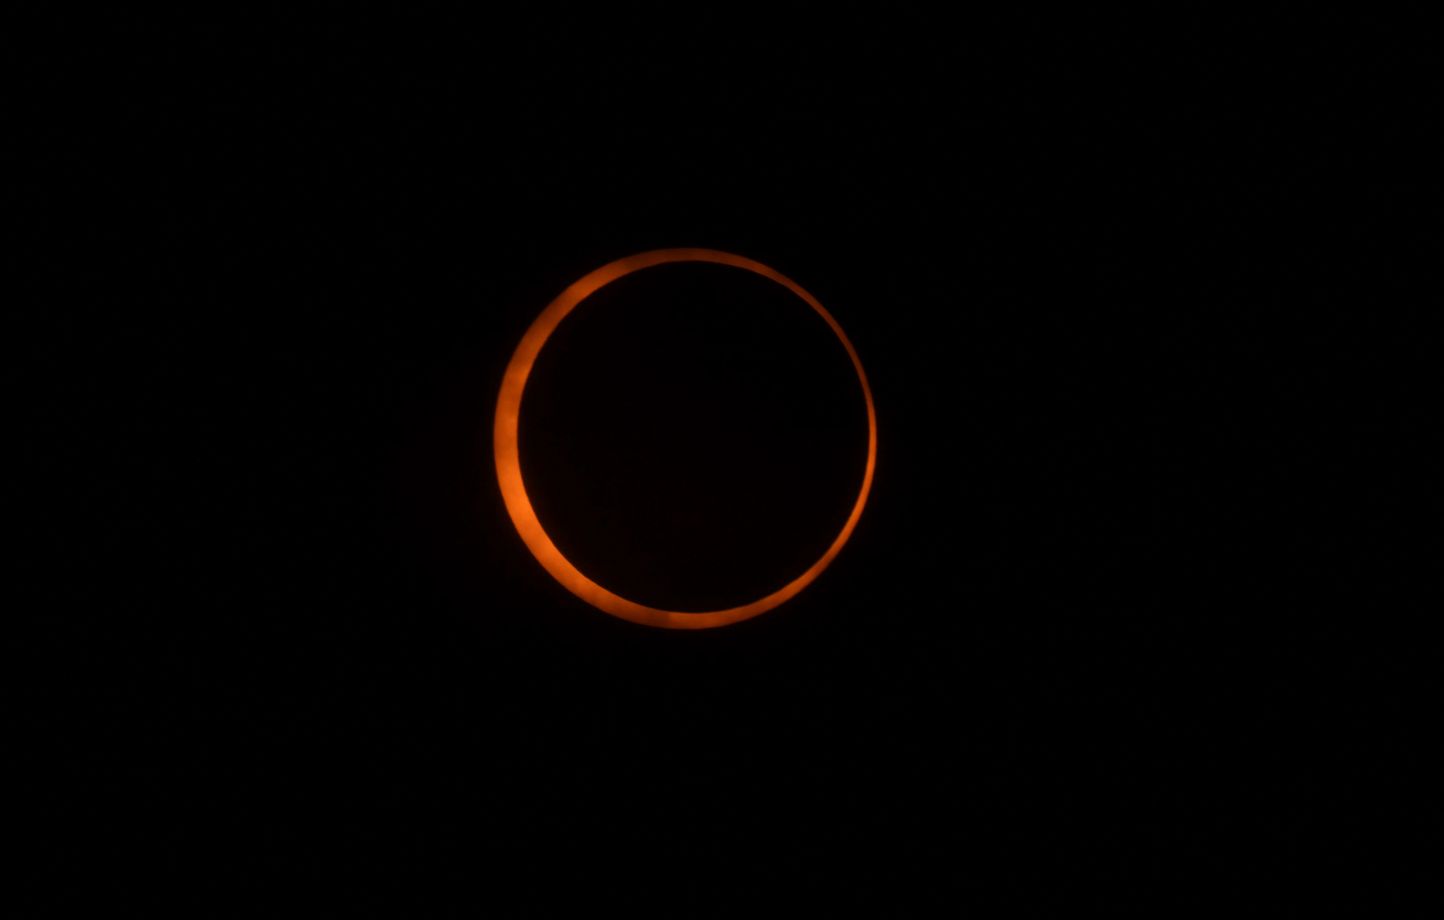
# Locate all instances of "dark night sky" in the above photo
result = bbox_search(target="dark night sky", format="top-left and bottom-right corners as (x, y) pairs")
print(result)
(20, 7), (1430, 914)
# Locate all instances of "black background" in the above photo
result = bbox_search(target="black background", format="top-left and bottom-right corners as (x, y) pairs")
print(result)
(22, 7), (1430, 914)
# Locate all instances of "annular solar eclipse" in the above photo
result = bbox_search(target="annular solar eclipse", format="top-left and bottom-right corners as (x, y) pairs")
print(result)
(494, 248), (876, 629)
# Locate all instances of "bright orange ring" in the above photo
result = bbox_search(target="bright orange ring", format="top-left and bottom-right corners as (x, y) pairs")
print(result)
(493, 248), (877, 629)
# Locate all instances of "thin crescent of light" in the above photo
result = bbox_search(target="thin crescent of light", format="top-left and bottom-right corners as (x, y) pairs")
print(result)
(493, 248), (877, 629)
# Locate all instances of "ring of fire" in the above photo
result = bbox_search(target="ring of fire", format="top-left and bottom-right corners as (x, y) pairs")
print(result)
(493, 248), (877, 629)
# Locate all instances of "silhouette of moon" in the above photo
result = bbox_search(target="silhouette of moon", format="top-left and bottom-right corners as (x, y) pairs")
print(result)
(494, 248), (877, 629)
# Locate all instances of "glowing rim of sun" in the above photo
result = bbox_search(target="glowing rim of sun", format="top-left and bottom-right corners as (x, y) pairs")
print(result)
(493, 248), (877, 630)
